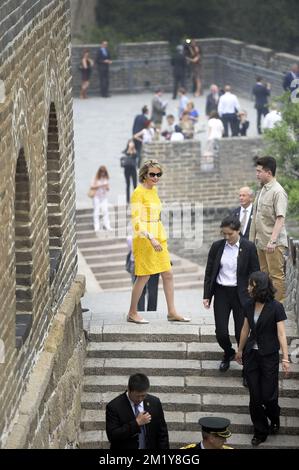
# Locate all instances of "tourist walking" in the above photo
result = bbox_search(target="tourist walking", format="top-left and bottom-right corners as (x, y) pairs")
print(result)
(203, 216), (260, 380)
(218, 85), (240, 137)
(122, 140), (138, 204)
(252, 77), (271, 134)
(127, 160), (191, 324)
(90, 165), (111, 232)
(249, 156), (288, 301)
(236, 271), (290, 446)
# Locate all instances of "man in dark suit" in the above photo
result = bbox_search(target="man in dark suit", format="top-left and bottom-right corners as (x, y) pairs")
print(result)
(106, 373), (169, 450)
(252, 77), (271, 134)
(231, 186), (254, 240)
(171, 45), (187, 99)
(132, 106), (149, 167)
(205, 84), (220, 116)
(96, 40), (112, 97)
(203, 216), (260, 377)
(282, 63), (299, 93)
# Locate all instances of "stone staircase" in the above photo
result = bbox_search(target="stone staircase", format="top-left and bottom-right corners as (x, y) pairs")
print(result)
(76, 207), (204, 291)
(79, 320), (299, 449)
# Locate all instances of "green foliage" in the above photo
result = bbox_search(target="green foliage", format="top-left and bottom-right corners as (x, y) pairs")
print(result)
(263, 94), (299, 219)
(81, 0), (299, 53)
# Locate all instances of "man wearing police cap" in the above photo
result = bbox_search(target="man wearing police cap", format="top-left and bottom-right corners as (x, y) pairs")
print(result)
(181, 417), (233, 449)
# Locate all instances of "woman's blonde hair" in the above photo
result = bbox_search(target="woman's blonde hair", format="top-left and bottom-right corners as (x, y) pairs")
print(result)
(139, 160), (163, 183)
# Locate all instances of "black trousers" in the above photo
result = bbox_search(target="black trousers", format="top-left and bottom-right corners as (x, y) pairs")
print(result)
(256, 106), (269, 134)
(221, 113), (238, 137)
(124, 166), (137, 204)
(173, 74), (185, 99)
(213, 284), (244, 358)
(99, 66), (110, 97)
(243, 349), (280, 438)
(137, 274), (160, 311)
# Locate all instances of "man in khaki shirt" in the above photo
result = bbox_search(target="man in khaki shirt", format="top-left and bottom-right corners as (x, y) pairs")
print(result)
(250, 156), (288, 301)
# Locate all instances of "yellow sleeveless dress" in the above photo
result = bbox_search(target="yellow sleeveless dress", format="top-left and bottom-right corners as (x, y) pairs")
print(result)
(131, 185), (171, 276)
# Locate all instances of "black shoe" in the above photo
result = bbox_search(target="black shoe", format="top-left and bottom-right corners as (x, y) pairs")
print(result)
(251, 435), (267, 446)
(242, 376), (248, 388)
(269, 422), (280, 435)
(219, 352), (235, 372)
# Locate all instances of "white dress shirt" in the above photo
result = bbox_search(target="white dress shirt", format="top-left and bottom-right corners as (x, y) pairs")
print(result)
(216, 240), (240, 286)
(126, 392), (144, 415)
(218, 92), (240, 116)
(239, 204), (252, 235)
(262, 110), (282, 130)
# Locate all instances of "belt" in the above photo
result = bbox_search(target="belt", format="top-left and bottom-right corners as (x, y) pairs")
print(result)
(141, 219), (160, 222)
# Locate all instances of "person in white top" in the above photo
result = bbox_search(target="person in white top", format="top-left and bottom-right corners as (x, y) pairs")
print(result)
(91, 165), (112, 232)
(207, 111), (224, 153)
(262, 104), (282, 130)
(217, 85), (240, 137)
(133, 119), (156, 144)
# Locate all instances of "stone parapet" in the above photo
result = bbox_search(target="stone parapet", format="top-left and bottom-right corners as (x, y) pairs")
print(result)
(71, 38), (299, 97)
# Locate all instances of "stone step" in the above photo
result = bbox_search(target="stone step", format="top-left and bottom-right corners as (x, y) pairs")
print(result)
(78, 429), (299, 449)
(83, 374), (299, 398)
(88, 323), (298, 345)
(97, 280), (203, 292)
(96, 272), (202, 288)
(78, 238), (127, 248)
(92, 264), (198, 279)
(81, 390), (299, 416)
(80, 244), (131, 256)
(83, 357), (299, 380)
(80, 409), (299, 435)
(86, 342), (222, 360)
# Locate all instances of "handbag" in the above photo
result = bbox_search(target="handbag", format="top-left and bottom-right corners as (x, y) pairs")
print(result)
(87, 187), (96, 198)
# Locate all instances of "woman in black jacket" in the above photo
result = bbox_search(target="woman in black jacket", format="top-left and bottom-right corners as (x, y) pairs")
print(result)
(236, 271), (290, 446)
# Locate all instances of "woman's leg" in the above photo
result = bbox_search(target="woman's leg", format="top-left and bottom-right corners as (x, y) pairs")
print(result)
(128, 275), (150, 320)
(160, 270), (190, 320)
(101, 198), (111, 230)
(93, 197), (100, 231)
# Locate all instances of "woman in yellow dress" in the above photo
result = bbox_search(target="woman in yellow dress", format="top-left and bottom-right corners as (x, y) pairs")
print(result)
(127, 159), (191, 324)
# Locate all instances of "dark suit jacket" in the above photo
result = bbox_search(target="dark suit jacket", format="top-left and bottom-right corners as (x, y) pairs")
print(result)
(283, 71), (299, 92)
(205, 93), (219, 116)
(203, 238), (260, 306)
(252, 83), (270, 108)
(231, 206), (253, 240)
(106, 392), (169, 450)
(244, 299), (287, 355)
(96, 47), (111, 68)
(133, 113), (148, 135)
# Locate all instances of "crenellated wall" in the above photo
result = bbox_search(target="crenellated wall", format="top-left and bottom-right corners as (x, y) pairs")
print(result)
(71, 38), (299, 97)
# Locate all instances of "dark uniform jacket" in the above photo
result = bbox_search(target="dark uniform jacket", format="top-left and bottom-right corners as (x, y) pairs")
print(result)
(106, 392), (169, 450)
(204, 238), (260, 307)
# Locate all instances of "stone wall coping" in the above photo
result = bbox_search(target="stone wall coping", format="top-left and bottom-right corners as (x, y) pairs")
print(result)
(3, 276), (85, 449)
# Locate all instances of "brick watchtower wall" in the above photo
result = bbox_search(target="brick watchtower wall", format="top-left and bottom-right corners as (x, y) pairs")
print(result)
(71, 38), (299, 97)
(0, 1), (85, 448)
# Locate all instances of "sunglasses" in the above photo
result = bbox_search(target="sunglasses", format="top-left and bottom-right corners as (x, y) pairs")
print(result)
(148, 172), (162, 178)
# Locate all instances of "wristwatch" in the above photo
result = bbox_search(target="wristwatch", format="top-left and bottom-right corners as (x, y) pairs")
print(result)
(270, 240), (277, 244)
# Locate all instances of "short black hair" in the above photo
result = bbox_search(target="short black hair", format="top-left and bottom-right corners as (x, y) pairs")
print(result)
(249, 271), (276, 303)
(255, 156), (277, 176)
(142, 105), (148, 114)
(128, 373), (150, 392)
(220, 215), (241, 231)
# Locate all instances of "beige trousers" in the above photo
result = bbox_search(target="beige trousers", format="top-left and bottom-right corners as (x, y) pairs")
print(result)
(257, 246), (286, 302)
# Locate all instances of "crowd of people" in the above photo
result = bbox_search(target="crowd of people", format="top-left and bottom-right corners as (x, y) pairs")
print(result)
(84, 39), (296, 449)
